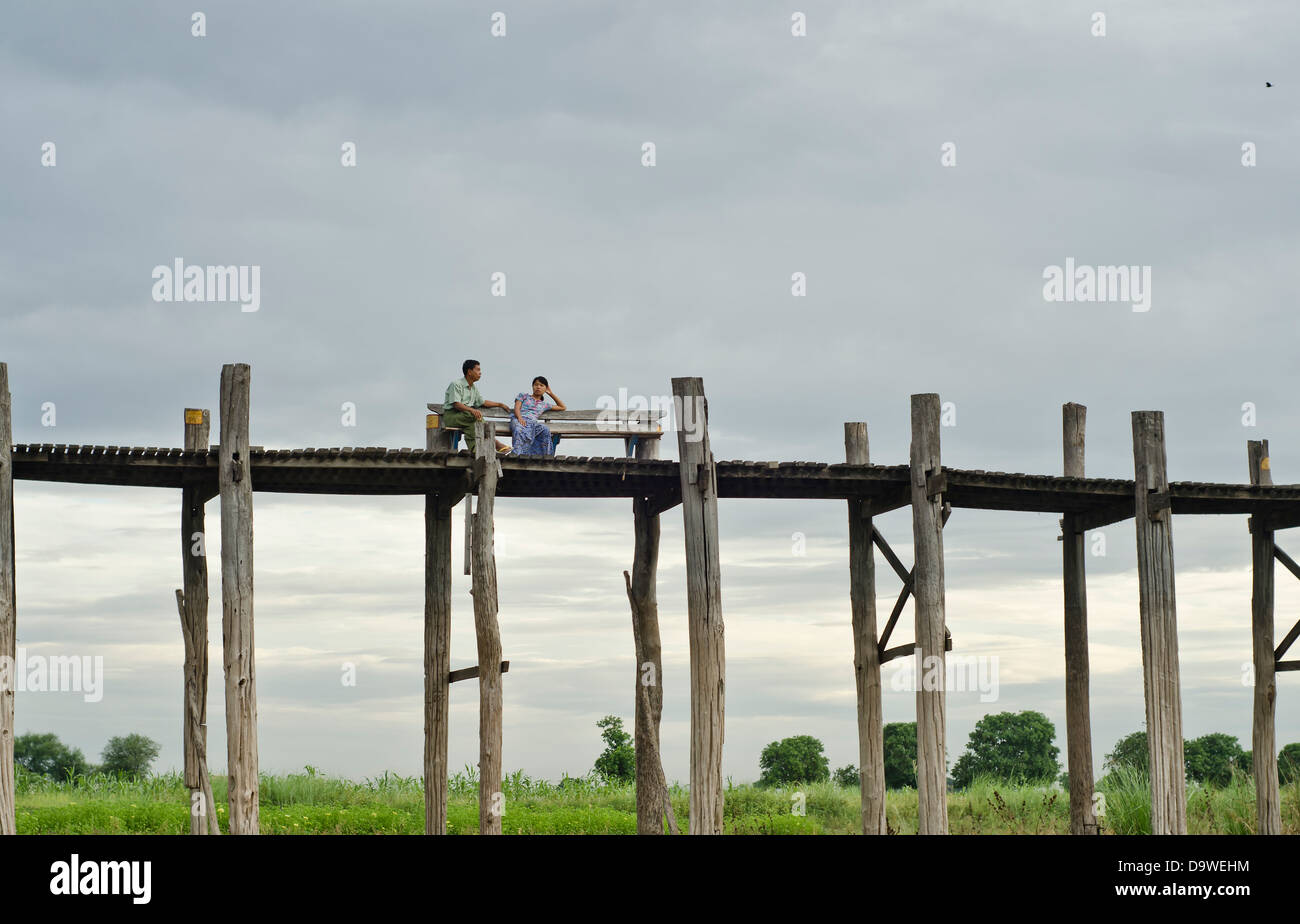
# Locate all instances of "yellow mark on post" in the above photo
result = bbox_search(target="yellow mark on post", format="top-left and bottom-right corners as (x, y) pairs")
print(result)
(427, 414), (440, 429)
(185, 409), (205, 425)
(1262, 457), (1271, 471)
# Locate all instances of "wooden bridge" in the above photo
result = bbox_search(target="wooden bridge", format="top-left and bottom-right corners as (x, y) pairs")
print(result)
(0, 362), (1296, 835)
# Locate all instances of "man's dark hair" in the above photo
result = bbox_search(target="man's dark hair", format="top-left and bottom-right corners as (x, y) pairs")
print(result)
(532, 376), (548, 387)
(462, 359), (480, 376)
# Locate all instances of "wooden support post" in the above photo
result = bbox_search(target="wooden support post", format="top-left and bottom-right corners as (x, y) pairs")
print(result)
(180, 408), (217, 835)
(1131, 410), (1186, 835)
(464, 495), (473, 577)
(1248, 440), (1282, 834)
(909, 394), (948, 835)
(1061, 403), (1098, 835)
(0, 363), (15, 836)
(424, 418), (456, 834)
(219, 364), (259, 835)
(624, 435), (679, 835)
(846, 422), (886, 835)
(672, 377), (725, 835)
(471, 421), (504, 834)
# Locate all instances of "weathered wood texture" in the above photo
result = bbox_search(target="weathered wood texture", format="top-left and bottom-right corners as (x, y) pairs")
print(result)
(219, 364), (259, 834)
(1132, 411), (1187, 835)
(181, 408), (215, 834)
(463, 494), (473, 576)
(1061, 403), (1098, 835)
(175, 590), (220, 834)
(447, 661), (508, 685)
(471, 422), (504, 834)
(672, 377), (725, 835)
(625, 435), (679, 835)
(909, 394), (948, 835)
(0, 364), (15, 836)
(846, 422), (886, 835)
(423, 420), (455, 835)
(1248, 439), (1281, 834)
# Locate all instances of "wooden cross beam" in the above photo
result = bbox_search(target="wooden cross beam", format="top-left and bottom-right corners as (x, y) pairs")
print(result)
(880, 631), (953, 665)
(1275, 618), (1300, 662)
(448, 660), (510, 684)
(873, 505), (951, 656)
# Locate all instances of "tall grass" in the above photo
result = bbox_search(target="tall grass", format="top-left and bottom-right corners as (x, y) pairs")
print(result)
(14, 763), (1300, 833)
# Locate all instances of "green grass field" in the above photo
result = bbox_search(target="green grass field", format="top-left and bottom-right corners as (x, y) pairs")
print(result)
(14, 765), (1300, 834)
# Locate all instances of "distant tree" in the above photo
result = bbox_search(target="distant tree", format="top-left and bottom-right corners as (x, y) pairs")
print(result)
(757, 735), (830, 787)
(1279, 743), (1300, 786)
(1104, 731), (1148, 775)
(15, 733), (91, 780)
(883, 722), (918, 789)
(99, 734), (160, 778)
(1183, 733), (1249, 787)
(593, 716), (635, 783)
(833, 764), (859, 788)
(951, 711), (1059, 788)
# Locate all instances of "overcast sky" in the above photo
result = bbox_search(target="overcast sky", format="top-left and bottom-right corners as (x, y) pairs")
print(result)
(2, 0), (1298, 786)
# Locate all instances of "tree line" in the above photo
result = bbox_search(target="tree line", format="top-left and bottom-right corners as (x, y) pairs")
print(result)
(592, 712), (1300, 790)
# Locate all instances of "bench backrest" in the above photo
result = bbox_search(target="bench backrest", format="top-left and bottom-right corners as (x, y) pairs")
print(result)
(426, 403), (666, 442)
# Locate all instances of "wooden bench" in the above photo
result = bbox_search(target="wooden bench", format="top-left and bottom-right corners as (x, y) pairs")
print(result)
(426, 403), (666, 456)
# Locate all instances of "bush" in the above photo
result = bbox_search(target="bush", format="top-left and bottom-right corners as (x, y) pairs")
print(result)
(832, 765), (859, 788)
(1279, 743), (1300, 786)
(883, 722), (918, 789)
(1184, 733), (1249, 787)
(593, 716), (635, 783)
(99, 734), (160, 779)
(757, 736), (829, 787)
(15, 733), (92, 780)
(951, 711), (1059, 788)
(1104, 730), (1148, 775)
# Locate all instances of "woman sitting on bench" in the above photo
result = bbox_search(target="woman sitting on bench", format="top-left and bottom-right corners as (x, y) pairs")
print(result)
(510, 376), (566, 456)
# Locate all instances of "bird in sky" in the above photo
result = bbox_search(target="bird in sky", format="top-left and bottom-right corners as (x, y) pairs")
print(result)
(1265, 82), (1273, 87)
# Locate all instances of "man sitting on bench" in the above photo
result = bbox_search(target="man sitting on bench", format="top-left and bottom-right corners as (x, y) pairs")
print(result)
(441, 359), (512, 454)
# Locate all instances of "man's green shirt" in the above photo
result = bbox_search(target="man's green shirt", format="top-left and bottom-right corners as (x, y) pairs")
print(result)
(444, 377), (484, 411)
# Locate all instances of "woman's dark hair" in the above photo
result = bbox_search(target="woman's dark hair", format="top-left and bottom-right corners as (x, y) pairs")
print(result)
(462, 359), (480, 376)
(532, 376), (548, 387)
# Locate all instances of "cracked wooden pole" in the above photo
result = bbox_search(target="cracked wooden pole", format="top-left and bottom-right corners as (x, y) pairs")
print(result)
(219, 363), (259, 835)
(1061, 403), (1098, 834)
(0, 363), (15, 836)
(909, 393), (948, 835)
(624, 435), (679, 835)
(1131, 410), (1186, 835)
(672, 376), (725, 835)
(846, 422), (886, 834)
(424, 415), (458, 834)
(471, 421), (503, 834)
(1248, 439), (1281, 834)
(180, 408), (216, 835)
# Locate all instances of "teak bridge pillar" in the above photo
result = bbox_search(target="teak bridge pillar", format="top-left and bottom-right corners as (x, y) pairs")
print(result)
(673, 377), (725, 835)
(0, 364), (14, 836)
(846, 422), (886, 834)
(1061, 403), (1098, 834)
(910, 393), (948, 835)
(1248, 440), (1282, 834)
(220, 363), (259, 834)
(471, 421), (504, 834)
(177, 408), (218, 835)
(1132, 411), (1187, 835)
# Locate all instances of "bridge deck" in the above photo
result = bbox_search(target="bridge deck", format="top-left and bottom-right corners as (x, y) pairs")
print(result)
(10, 443), (1300, 516)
